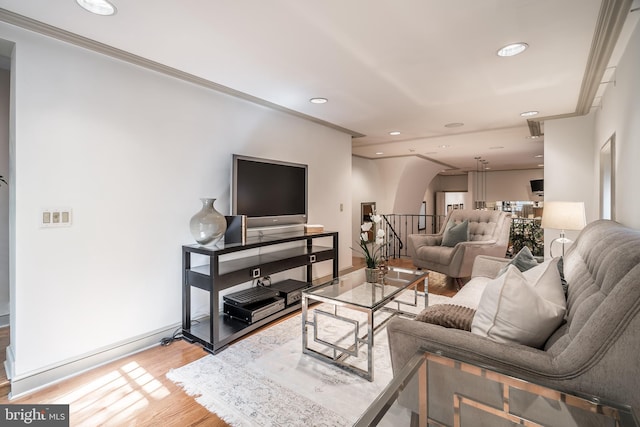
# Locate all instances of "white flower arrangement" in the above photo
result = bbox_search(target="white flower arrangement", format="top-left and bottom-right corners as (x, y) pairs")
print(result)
(356, 213), (386, 268)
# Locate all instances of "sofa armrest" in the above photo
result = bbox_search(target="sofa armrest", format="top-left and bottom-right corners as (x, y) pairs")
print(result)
(471, 255), (511, 279)
(387, 318), (557, 382)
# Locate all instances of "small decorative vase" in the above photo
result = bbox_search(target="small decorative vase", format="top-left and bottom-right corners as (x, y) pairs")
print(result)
(365, 267), (379, 283)
(189, 198), (227, 246)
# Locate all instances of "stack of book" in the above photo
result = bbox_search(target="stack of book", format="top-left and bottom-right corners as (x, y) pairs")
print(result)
(304, 224), (324, 233)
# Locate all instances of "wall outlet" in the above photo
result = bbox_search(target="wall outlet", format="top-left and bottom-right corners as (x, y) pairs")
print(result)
(41, 208), (72, 228)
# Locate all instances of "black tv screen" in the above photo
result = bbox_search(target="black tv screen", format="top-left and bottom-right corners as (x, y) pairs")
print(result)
(232, 155), (308, 228)
(530, 179), (544, 193)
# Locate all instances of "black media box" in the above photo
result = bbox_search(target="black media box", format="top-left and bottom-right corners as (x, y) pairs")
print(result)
(269, 279), (310, 306)
(223, 297), (285, 324)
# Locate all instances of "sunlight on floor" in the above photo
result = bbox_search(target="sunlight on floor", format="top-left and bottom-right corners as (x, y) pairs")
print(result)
(50, 360), (170, 426)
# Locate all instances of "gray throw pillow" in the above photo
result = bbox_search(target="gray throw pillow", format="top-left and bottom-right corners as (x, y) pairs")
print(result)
(498, 246), (538, 276)
(441, 219), (469, 247)
(558, 256), (568, 296)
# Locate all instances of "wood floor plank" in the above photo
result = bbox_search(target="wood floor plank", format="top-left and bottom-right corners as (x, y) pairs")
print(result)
(0, 256), (455, 426)
(0, 339), (227, 426)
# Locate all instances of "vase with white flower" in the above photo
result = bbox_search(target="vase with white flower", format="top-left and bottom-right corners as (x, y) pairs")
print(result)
(355, 213), (386, 282)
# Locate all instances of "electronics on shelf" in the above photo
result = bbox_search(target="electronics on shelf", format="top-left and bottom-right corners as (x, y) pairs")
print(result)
(269, 279), (311, 306)
(223, 286), (279, 307)
(223, 297), (285, 324)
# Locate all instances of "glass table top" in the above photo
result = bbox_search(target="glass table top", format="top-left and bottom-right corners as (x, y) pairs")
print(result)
(304, 267), (427, 309)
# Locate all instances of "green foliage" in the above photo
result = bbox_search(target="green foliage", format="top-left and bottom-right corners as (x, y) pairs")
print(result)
(509, 218), (544, 257)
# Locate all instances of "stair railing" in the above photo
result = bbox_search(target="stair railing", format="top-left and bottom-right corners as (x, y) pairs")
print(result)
(380, 214), (446, 259)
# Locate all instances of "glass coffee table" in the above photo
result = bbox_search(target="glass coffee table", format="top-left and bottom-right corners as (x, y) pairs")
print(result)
(301, 267), (428, 381)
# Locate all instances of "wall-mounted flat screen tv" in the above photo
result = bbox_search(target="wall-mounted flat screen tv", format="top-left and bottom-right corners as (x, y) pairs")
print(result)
(231, 154), (308, 228)
(530, 179), (544, 193)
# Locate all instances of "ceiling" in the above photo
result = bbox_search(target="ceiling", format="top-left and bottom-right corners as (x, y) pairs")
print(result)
(0, 0), (638, 173)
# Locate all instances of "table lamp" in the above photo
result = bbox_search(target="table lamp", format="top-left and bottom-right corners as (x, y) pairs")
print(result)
(541, 201), (587, 257)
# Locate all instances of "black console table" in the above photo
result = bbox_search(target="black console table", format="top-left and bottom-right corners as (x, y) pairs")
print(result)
(182, 230), (338, 354)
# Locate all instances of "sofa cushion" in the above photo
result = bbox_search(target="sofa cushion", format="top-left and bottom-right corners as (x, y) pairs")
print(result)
(416, 304), (476, 331)
(498, 246), (538, 275)
(450, 276), (492, 309)
(471, 260), (566, 348)
(441, 219), (469, 247)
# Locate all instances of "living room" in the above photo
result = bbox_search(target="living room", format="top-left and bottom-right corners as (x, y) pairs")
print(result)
(0, 0), (639, 425)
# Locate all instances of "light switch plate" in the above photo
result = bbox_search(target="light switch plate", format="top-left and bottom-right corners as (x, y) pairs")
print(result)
(41, 208), (72, 227)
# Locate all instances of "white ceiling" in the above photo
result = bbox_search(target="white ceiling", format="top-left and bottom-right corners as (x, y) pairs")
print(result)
(0, 0), (638, 173)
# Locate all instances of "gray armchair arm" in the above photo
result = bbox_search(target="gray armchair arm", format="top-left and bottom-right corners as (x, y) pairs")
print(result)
(447, 240), (507, 278)
(407, 234), (442, 257)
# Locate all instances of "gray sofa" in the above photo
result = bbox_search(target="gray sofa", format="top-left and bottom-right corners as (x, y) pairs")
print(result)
(388, 219), (640, 424)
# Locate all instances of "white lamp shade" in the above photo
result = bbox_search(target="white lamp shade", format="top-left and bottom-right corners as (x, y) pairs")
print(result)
(541, 202), (587, 230)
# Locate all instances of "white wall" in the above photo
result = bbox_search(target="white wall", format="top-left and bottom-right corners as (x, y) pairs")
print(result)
(1, 23), (352, 384)
(351, 155), (442, 246)
(543, 17), (640, 251)
(351, 156), (383, 254)
(425, 174), (467, 215)
(484, 169), (544, 202)
(593, 18), (640, 230)
(432, 174), (468, 192)
(543, 114), (596, 257)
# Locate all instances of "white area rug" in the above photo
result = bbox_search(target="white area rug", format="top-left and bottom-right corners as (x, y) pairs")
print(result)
(167, 292), (452, 427)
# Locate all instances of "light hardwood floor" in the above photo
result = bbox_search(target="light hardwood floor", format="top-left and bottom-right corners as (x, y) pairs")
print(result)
(0, 258), (456, 426)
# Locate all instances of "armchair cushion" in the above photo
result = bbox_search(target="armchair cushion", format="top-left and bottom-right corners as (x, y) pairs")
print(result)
(471, 260), (566, 348)
(441, 219), (469, 247)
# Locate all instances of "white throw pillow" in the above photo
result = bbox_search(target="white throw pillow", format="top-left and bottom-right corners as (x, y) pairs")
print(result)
(471, 260), (566, 348)
(522, 259), (551, 283)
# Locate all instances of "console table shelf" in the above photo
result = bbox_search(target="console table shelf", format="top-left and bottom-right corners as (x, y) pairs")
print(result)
(182, 230), (338, 354)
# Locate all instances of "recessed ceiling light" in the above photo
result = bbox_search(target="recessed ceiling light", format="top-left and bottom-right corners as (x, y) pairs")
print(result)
(526, 135), (541, 140)
(520, 111), (539, 117)
(389, 131), (401, 136)
(375, 152), (384, 155)
(444, 122), (464, 128)
(438, 145), (450, 148)
(497, 42), (528, 57)
(538, 164), (544, 167)
(534, 154), (543, 158)
(309, 97), (328, 104)
(76, 0), (117, 15)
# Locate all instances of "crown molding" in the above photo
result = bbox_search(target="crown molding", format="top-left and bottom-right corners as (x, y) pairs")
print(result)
(0, 8), (365, 138)
(576, 0), (632, 115)
(0, 1), (632, 136)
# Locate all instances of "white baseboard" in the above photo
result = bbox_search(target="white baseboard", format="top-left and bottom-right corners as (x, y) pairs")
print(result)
(0, 315), (9, 328)
(6, 323), (185, 399)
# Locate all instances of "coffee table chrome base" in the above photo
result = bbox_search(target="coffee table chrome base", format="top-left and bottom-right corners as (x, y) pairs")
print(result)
(302, 280), (426, 382)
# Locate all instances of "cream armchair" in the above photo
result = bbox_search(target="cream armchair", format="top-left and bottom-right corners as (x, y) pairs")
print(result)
(408, 209), (511, 280)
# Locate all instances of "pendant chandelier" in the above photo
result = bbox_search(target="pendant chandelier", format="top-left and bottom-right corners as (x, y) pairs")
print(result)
(474, 157), (488, 209)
